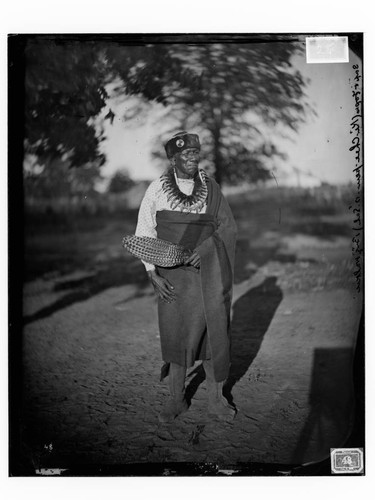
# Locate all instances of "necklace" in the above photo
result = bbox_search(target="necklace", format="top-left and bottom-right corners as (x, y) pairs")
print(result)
(160, 168), (208, 213)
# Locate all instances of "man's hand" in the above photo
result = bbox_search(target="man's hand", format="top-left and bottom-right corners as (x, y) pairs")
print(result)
(185, 250), (200, 269)
(148, 269), (176, 303)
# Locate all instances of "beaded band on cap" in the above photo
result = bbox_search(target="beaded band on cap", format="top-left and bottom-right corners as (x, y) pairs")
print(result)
(164, 131), (201, 158)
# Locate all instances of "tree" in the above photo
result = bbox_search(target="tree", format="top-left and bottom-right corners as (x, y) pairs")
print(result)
(23, 155), (103, 200)
(153, 40), (310, 185)
(107, 170), (134, 194)
(20, 35), (309, 186)
(24, 38), (108, 168)
(22, 36), (194, 170)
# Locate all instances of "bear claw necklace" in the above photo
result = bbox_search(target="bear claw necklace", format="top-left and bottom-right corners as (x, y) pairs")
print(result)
(160, 168), (208, 214)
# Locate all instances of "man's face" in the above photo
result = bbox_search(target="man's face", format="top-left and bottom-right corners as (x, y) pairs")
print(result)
(173, 148), (200, 179)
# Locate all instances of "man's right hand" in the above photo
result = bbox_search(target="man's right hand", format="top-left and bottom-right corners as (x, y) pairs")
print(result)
(148, 270), (176, 303)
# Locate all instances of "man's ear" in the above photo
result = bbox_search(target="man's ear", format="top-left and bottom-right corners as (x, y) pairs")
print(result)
(170, 157), (176, 167)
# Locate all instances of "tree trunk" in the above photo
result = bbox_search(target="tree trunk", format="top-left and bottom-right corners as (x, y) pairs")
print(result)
(212, 126), (223, 186)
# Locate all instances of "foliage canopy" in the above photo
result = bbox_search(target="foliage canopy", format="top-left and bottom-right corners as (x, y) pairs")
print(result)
(22, 35), (309, 185)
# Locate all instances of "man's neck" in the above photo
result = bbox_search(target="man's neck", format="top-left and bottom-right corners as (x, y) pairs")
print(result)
(175, 170), (197, 181)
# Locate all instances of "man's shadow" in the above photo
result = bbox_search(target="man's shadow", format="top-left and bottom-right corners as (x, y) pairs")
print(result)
(185, 277), (283, 405)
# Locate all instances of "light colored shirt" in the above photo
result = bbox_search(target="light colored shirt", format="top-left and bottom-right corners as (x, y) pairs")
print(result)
(135, 175), (207, 271)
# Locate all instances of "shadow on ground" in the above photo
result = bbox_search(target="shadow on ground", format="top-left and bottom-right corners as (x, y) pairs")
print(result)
(224, 277), (283, 405)
(292, 347), (356, 464)
(185, 277), (283, 405)
(23, 258), (149, 324)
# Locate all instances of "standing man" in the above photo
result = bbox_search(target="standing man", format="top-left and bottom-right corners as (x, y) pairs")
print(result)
(135, 131), (237, 423)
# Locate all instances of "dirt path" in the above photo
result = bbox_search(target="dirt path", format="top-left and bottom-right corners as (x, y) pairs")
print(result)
(21, 229), (362, 472)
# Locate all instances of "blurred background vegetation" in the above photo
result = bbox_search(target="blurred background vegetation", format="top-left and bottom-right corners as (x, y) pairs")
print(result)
(22, 35), (311, 204)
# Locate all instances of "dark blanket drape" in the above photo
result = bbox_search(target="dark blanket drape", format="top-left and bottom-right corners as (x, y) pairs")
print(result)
(156, 178), (237, 382)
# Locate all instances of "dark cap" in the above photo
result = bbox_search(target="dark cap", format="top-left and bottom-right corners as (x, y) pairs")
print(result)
(164, 131), (200, 159)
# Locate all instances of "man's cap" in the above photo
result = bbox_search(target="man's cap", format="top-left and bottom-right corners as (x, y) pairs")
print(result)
(164, 131), (200, 159)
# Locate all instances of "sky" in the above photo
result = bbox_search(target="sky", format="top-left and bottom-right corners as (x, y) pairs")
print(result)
(98, 43), (362, 188)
